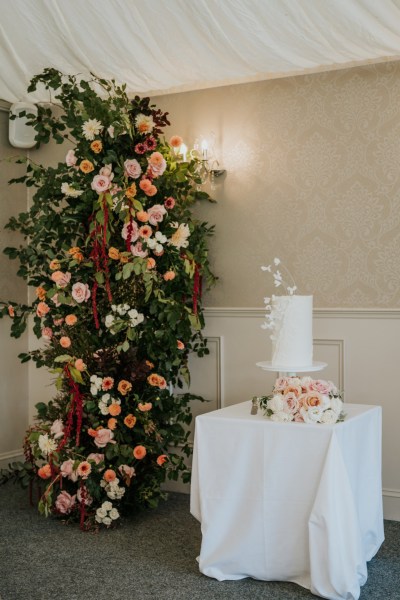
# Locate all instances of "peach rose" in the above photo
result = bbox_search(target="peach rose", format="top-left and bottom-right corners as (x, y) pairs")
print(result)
(147, 374), (167, 389)
(36, 286), (46, 300)
(51, 271), (71, 288)
(133, 445), (146, 460)
(79, 159), (94, 173)
(90, 140), (103, 153)
(49, 259), (61, 270)
(8, 305), (15, 318)
(124, 414), (137, 428)
(77, 461), (92, 478)
(139, 178), (152, 192)
(74, 359), (86, 371)
(60, 336), (71, 348)
(177, 340), (185, 350)
(125, 183), (137, 198)
(36, 302), (50, 317)
(67, 246), (81, 257)
(283, 385), (302, 398)
(55, 490), (76, 514)
(138, 402), (152, 412)
(108, 403), (121, 417)
(41, 327), (53, 340)
(108, 247), (120, 260)
(117, 380), (132, 395)
(301, 392), (324, 408)
(38, 464), (52, 479)
(103, 469), (117, 483)
(65, 314), (77, 326)
(157, 455), (167, 466)
(148, 152), (166, 178)
(147, 258), (156, 270)
(169, 135), (183, 148)
(136, 211), (149, 223)
(163, 271), (176, 281)
(107, 417), (117, 430)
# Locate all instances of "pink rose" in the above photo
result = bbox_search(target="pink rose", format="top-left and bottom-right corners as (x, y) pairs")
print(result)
(50, 418), (64, 439)
(121, 221), (139, 243)
(51, 271), (71, 289)
(87, 453), (104, 465)
(60, 459), (78, 481)
(124, 159), (142, 179)
(41, 327), (53, 340)
(308, 379), (335, 395)
(91, 174), (111, 194)
(36, 302), (50, 318)
(72, 282), (91, 303)
(55, 490), (76, 514)
(66, 149), (77, 167)
(148, 152), (167, 178)
(274, 377), (290, 392)
(118, 464), (135, 478)
(147, 204), (166, 226)
(94, 428), (115, 448)
(99, 164), (114, 180)
(281, 392), (300, 414)
(131, 241), (148, 258)
(51, 293), (61, 307)
(294, 412), (305, 422)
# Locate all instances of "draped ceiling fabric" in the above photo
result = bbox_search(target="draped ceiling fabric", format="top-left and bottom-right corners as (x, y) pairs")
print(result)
(1, 0), (400, 103)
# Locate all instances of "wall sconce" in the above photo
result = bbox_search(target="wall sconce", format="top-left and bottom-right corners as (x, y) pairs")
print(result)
(176, 135), (226, 191)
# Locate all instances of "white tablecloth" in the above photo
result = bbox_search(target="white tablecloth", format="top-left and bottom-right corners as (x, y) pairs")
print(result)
(190, 401), (384, 600)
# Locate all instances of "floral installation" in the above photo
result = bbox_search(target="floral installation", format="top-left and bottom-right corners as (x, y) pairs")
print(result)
(0, 69), (216, 529)
(257, 376), (345, 424)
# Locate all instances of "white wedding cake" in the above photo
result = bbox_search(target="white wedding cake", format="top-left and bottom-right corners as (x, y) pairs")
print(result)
(270, 295), (313, 369)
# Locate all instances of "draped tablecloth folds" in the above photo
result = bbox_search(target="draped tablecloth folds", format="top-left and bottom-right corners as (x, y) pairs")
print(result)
(190, 401), (384, 600)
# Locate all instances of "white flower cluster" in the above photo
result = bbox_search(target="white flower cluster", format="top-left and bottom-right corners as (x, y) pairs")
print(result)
(95, 501), (120, 526)
(105, 304), (144, 335)
(61, 182), (83, 198)
(90, 375), (103, 396)
(98, 393), (121, 416)
(100, 477), (126, 500)
(147, 231), (167, 254)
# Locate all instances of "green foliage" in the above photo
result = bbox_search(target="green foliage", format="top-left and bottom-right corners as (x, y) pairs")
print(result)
(1, 69), (216, 529)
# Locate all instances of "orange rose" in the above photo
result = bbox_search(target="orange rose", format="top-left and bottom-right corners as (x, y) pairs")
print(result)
(118, 380), (132, 395)
(147, 258), (156, 270)
(79, 159), (94, 174)
(90, 140), (103, 153)
(68, 246), (81, 256)
(138, 402), (152, 412)
(169, 135), (183, 148)
(146, 185), (157, 197)
(146, 360), (154, 369)
(60, 336), (71, 348)
(35, 286), (46, 300)
(65, 314), (77, 326)
(74, 359), (86, 372)
(133, 445), (146, 460)
(147, 374), (166, 389)
(125, 183), (137, 199)
(7, 305), (15, 318)
(139, 178), (152, 192)
(108, 247), (120, 260)
(163, 271), (176, 281)
(49, 259), (61, 271)
(107, 417), (117, 430)
(177, 340), (185, 350)
(88, 428), (97, 438)
(103, 469), (117, 482)
(38, 464), (52, 479)
(108, 403), (122, 417)
(124, 414), (137, 428)
(136, 211), (149, 223)
(156, 454), (167, 466)
(119, 254), (129, 264)
(36, 301), (50, 318)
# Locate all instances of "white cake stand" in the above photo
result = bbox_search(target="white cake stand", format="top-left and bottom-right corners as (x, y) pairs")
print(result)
(256, 361), (327, 377)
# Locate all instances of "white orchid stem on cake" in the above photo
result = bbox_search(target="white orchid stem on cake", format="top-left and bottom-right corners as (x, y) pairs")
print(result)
(261, 258), (313, 370)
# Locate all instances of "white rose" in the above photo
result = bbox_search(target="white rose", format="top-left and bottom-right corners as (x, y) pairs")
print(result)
(102, 516), (112, 526)
(300, 406), (323, 424)
(270, 411), (293, 423)
(321, 409), (339, 424)
(109, 508), (120, 520)
(102, 501), (113, 511)
(330, 397), (344, 415)
(268, 394), (284, 413)
(105, 315), (115, 328)
(96, 507), (107, 519)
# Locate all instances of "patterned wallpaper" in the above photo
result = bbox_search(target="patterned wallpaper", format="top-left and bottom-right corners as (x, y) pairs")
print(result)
(153, 61), (400, 308)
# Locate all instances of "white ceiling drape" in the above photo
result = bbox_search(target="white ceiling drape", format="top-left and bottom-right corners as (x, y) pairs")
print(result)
(1, 0), (400, 103)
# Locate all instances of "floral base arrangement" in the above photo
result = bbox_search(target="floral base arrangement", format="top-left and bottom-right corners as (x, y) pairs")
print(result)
(0, 69), (216, 530)
(258, 376), (345, 424)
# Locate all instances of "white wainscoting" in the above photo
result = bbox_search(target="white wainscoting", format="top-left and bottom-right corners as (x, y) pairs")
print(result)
(166, 307), (400, 521)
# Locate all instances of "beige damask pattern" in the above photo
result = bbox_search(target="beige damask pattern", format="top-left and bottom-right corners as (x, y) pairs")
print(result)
(154, 61), (400, 308)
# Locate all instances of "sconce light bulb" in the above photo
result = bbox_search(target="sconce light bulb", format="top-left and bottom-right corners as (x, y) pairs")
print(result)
(201, 139), (208, 160)
(179, 143), (188, 162)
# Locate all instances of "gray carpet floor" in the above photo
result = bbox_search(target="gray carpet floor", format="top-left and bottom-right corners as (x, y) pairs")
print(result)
(0, 482), (399, 600)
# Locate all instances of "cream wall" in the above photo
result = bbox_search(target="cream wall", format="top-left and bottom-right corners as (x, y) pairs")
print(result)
(1, 62), (400, 517)
(0, 108), (29, 465)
